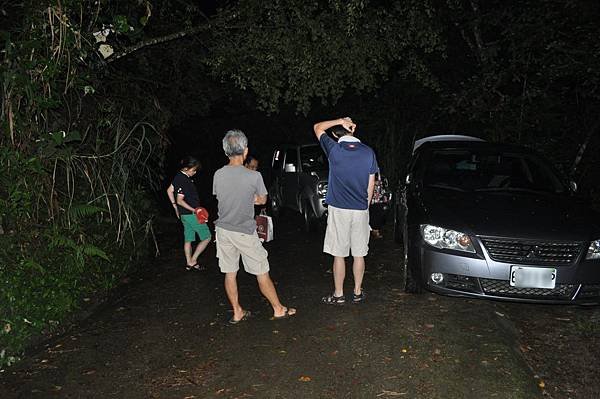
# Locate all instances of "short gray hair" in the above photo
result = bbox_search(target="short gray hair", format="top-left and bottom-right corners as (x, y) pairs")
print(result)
(222, 129), (248, 157)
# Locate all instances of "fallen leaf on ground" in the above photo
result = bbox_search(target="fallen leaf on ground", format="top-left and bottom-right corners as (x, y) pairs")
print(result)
(298, 376), (312, 382)
(538, 380), (546, 389)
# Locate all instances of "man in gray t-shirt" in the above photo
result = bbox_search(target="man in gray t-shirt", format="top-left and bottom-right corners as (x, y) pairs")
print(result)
(213, 166), (267, 234)
(212, 129), (296, 324)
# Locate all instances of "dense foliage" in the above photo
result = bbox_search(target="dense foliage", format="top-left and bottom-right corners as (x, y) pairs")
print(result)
(205, 0), (600, 186)
(0, 1), (170, 367)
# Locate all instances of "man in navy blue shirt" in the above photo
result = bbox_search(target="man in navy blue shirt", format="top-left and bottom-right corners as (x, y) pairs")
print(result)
(313, 117), (379, 305)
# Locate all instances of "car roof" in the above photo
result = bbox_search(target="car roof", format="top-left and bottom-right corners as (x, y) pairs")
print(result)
(415, 139), (535, 154)
(413, 135), (485, 153)
(274, 143), (322, 153)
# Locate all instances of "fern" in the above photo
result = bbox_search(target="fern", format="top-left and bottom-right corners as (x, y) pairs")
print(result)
(50, 234), (77, 250)
(68, 204), (106, 220)
(81, 244), (110, 261)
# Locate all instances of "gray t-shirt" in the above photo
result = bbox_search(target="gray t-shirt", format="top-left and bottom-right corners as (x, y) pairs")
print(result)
(213, 165), (268, 235)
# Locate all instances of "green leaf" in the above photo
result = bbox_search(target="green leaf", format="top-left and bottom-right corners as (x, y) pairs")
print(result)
(81, 244), (110, 261)
(113, 15), (130, 34)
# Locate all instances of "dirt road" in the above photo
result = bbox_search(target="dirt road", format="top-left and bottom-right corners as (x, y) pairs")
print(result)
(2, 214), (596, 398)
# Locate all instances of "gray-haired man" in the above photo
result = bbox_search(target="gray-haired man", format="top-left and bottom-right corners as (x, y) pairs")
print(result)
(213, 129), (296, 324)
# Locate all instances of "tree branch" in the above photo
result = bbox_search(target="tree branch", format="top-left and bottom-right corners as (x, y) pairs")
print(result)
(105, 25), (207, 64)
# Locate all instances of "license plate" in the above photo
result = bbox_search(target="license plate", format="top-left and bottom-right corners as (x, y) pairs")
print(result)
(510, 266), (556, 289)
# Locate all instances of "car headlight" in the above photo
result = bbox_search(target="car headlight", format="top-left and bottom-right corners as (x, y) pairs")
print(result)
(420, 224), (475, 253)
(587, 239), (600, 260)
(317, 182), (328, 197)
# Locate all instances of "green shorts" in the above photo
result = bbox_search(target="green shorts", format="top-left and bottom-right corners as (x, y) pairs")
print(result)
(181, 214), (212, 243)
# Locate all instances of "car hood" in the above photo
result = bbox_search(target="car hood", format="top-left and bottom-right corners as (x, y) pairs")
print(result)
(421, 187), (600, 241)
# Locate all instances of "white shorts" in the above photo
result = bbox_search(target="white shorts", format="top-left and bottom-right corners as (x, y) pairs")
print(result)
(323, 206), (370, 257)
(215, 227), (270, 275)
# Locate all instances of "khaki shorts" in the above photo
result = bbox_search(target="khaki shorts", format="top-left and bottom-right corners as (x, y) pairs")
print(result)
(215, 227), (270, 275)
(323, 206), (370, 257)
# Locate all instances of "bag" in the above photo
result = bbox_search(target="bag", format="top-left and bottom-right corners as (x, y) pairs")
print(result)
(194, 207), (209, 224)
(255, 212), (274, 242)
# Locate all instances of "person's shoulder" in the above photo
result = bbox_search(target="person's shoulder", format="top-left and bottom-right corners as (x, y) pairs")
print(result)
(360, 142), (376, 154)
(172, 172), (185, 183)
(214, 166), (228, 175)
(320, 134), (336, 146)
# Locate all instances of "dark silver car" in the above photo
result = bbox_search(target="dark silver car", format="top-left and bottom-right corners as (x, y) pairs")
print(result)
(394, 135), (600, 303)
(269, 143), (328, 231)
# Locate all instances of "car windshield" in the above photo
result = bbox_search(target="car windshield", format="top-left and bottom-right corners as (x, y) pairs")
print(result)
(423, 150), (566, 194)
(300, 145), (328, 171)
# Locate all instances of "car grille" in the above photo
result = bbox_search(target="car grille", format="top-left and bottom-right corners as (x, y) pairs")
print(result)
(479, 236), (583, 266)
(480, 278), (577, 299)
(577, 284), (600, 299)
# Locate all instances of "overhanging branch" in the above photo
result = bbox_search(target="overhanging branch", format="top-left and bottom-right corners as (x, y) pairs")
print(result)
(105, 25), (207, 64)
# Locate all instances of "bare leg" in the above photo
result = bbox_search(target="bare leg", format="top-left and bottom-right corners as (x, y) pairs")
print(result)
(257, 273), (296, 318)
(191, 238), (210, 264)
(333, 256), (346, 297)
(224, 272), (244, 321)
(352, 256), (365, 295)
(184, 242), (194, 265)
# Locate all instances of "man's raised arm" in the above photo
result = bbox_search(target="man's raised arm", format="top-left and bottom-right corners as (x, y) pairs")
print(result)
(313, 117), (356, 140)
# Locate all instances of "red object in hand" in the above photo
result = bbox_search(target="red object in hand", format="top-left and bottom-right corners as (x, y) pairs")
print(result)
(194, 207), (209, 224)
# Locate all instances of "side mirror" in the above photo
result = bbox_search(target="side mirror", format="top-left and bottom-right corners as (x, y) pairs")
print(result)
(284, 163), (297, 173)
(569, 180), (578, 193)
(405, 174), (412, 185)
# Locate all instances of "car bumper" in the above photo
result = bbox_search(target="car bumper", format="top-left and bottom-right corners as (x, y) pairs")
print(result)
(418, 244), (600, 304)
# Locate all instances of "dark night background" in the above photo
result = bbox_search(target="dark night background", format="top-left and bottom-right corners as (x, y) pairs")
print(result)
(1, 0), (600, 376)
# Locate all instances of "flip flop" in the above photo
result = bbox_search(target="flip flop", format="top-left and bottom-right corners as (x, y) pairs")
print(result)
(185, 263), (202, 271)
(271, 307), (297, 320)
(228, 310), (251, 325)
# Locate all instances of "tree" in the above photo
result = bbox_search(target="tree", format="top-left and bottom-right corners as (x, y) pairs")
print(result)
(204, 0), (445, 114)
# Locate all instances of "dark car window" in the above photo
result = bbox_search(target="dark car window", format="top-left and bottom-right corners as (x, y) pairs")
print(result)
(300, 146), (328, 171)
(284, 148), (298, 172)
(424, 150), (565, 193)
(272, 149), (283, 171)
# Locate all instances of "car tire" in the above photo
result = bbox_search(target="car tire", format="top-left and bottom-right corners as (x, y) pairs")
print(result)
(270, 194), (281, 218)
(403, 225), (423, 294)
(302, 200), (317, 233)
(393, 201), (403, 244)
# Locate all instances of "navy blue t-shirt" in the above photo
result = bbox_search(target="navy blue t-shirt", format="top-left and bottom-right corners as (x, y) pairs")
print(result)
(320, 134), (379, 210)
(172, 171), (200, 215)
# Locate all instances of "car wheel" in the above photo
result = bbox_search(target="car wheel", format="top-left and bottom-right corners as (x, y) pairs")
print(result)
(270, 195), (281, 218)
(303, 200), (317, 232)
(403, 225), (423, 294)
(393, 201), (403, 244)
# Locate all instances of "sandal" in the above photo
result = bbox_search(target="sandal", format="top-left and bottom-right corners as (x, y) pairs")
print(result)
(185, 263), (203, 271)
(272, 307), (297, 320)
(321, 293), (345, 305)
(228, 310), (251, 325)
(352, 290), (366, 304)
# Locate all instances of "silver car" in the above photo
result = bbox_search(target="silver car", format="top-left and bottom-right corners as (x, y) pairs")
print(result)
(394, 135), (600, 304)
